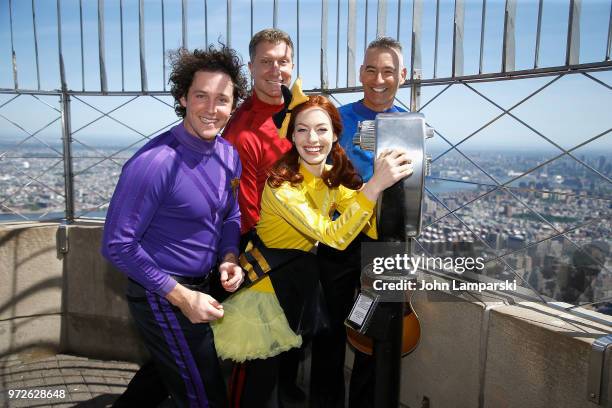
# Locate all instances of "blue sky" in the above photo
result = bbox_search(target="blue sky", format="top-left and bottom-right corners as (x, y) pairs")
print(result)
(0, 0), (610, 153)
(2, 0), (611, 90)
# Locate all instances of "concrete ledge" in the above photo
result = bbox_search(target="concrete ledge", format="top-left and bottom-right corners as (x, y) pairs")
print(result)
(399, 290), (485, 408)
(352, 286), (612, 408)
(64, 226), (131, 319)
(0, 315), (62, 359)
(63, 313), (148, 363)
(0, 225), (62, 321)
(0, 223), (146, 362)
(484, 303), (612, 408)
(63, 225), (147, 362)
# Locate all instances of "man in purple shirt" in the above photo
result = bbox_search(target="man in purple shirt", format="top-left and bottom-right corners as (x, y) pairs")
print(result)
(102, 45), (247, 408)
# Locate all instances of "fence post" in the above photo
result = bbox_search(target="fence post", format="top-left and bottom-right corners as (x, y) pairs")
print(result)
(60, 92), (75, 222)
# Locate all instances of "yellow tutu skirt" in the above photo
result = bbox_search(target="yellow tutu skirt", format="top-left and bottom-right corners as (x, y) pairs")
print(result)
(211, 288), (302, 362)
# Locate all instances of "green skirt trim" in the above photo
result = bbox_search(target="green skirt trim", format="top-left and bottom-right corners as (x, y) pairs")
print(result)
(211, 288), (302, 362)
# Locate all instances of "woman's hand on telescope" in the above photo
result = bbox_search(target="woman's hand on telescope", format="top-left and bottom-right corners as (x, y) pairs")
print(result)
(361, 149), (413, 202)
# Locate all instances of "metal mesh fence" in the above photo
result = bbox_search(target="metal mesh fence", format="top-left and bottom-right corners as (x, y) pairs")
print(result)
(0, 0), (610, 314)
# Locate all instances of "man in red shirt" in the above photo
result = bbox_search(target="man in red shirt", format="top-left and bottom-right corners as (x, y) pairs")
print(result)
(223, 29), (293, 247)
(222, 28), (303, 406)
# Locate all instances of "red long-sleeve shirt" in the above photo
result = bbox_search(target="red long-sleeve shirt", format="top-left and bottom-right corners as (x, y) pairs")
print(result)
(223, 91), (292, 234)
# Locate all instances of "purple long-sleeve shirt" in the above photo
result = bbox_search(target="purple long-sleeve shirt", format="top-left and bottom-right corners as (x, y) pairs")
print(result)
(101, 123), (241, 296)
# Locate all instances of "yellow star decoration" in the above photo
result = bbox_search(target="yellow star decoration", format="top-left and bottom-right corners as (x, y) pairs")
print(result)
(231, 178), (240, 199)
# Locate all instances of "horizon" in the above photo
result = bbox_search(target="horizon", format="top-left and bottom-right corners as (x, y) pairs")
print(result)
(1, 137), (610, 154)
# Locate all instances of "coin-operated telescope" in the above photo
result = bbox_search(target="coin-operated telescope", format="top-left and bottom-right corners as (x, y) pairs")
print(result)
(346, 112), (433, 408)
(353, 112), (433, 241)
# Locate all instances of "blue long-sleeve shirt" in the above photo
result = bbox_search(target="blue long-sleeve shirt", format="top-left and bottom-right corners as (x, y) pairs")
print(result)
(338, 100), (406, 182)
(101, 123), (241, 296)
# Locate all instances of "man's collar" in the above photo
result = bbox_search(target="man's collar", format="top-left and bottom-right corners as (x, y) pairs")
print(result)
(172, 122), (217, 155)
(251, 90), (285, 110)
(352, 99), (403, 119)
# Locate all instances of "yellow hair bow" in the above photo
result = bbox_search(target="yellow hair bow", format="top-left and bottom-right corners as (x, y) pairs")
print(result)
(272, 77), (309, 139)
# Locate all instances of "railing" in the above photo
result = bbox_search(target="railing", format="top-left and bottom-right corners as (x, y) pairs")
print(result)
(0, 0), (610, 316)
(2, 0), (611, 92)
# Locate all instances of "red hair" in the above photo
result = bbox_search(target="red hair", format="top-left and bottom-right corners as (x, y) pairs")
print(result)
(268, 95), (363, 190)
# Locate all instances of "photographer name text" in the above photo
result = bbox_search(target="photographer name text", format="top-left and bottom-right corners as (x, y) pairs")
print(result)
(373, 279), (518, 292)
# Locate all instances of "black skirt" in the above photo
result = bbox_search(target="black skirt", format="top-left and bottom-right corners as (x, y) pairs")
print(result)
(267, 251), (329, 340)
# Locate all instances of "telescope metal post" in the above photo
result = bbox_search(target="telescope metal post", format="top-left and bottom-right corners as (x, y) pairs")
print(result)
(373, 238), (414, 408)
(373, 290), (404, 407)
(351, 113), (432, 407)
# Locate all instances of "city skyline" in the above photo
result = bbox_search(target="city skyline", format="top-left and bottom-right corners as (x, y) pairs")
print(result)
(2, 144), (609, 307)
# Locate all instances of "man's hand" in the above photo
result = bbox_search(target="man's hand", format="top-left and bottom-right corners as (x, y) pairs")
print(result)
(219, 252), (244, 292)
(166, 284), (224, 323)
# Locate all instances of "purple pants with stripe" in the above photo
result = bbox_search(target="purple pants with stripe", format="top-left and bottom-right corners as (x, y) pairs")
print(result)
(126, 279), (228, 408)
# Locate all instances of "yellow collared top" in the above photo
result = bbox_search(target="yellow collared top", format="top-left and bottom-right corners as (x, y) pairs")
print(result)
(250, 163), (377, 293)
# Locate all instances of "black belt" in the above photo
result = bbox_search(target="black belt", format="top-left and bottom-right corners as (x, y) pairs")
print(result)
(239, 234), (303, 285)
(126, 273), (214, 302)
(172, 272), (213, 286)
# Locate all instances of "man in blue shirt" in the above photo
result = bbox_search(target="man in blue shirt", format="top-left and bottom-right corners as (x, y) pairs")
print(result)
(338, 37), (408, 182)
(311, 37), (407, 408)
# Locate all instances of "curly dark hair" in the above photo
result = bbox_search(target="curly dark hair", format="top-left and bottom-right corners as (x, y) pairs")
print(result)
(267, 95), (363, 190)
(169, 44), (248, 117)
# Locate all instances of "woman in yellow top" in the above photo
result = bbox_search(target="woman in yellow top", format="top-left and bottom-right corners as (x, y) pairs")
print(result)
(212, 87), (412, 407)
